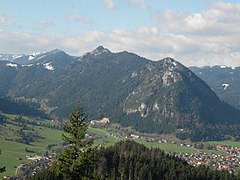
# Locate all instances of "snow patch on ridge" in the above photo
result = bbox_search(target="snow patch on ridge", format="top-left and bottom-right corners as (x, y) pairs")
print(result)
(22, 64), (33, 67)
(28, 52), (45, 61)
(36, 55), (46, 60)
(172, 61), (177, 66)
(13, 55), (23, 59)
(43, 62), (54, 71)
(28, 55), (35, 60)
(6, 63), (17, 68)
(222, 83), (229, 90)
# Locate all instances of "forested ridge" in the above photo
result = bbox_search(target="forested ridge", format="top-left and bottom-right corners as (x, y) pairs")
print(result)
(0, 96), (48, 118)
(94, 140), (238, 180)
(28, 140), (239, 180)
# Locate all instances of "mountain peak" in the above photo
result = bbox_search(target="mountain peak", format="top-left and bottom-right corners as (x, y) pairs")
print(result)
(81, 46), (112, 60)
(160, 57), (182, 71)
(49, 49), (64, 54)
(91, 46), (111, 55)
(162, 57), (179, 65)
(95, 46), (107, 51)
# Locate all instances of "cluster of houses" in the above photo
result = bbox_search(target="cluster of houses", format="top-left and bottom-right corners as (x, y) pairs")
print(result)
(2, 153), (56, 180)
(19, 153), (56, 178)
(90, 117), (110, 127)
(128, 133), (177, 144)
(177, 145), (240, 173)
(216, 145), (240, 156)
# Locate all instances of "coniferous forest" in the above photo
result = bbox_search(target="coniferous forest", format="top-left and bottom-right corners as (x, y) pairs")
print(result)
(27, 140), (239, 180)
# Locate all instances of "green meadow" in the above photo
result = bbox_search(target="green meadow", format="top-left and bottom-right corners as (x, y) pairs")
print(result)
(0, 115), (63, 177)
(206, 140), (240, 148)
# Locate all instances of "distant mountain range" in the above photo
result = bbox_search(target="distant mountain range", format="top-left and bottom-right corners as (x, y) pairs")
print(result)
(0, 46), (240, 140)
(0, 49), (77, 69)
(190, 66), (240, 110)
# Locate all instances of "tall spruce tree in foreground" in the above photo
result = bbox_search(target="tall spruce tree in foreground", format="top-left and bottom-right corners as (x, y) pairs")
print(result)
(0, 150), (6, 174)
(51, 106), (95, 180)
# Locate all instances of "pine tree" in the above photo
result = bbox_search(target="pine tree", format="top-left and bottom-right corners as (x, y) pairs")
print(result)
(51, 106), (95, 179)
(0, 150), (6, 174)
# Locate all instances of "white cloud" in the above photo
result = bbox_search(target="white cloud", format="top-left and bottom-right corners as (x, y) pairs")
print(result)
(0, 31), (56, 54)
(68, 15), (89, 23)
(0, 14), (15, 25)
(104, 0), (115, 10)
(161, 2), (240, 36)
(1, 2), (240, 67)
(148, 1), (240, 66)
(184, 13), (207, 30)
(124, 0), (147, 8)
(37, 19), (54, 27)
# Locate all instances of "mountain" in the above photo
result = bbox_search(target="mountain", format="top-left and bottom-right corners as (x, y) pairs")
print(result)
(0, 53), (27, 62)
(1, 46), (240, 140)
(0, 52), (44, 65)
(190, 66), (240, 110)
(0, 49), (77, 69)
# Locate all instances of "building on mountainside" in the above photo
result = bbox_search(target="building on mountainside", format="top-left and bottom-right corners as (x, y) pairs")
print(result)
(90, 117), (110, 126)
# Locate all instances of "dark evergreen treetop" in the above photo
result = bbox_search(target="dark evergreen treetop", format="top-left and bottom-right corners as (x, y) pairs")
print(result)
(51, 106), (95, 180)
(61, 106), (92, 149)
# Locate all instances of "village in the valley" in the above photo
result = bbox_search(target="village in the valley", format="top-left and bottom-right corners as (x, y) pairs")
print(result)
(90, 118), (240, 174)
(177, 145), (240, 174)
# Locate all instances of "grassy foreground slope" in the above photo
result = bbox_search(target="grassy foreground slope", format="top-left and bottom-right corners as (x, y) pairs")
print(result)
(0, 114), (62, 177)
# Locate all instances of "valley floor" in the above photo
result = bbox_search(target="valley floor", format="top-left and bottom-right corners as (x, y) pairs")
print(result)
(1, 115), (240, 177)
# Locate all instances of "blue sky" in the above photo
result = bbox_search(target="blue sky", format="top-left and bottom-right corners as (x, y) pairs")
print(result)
(0, 0), (240, 66)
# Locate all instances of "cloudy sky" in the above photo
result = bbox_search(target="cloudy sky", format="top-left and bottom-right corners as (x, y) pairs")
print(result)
(0, 0), (240, 67)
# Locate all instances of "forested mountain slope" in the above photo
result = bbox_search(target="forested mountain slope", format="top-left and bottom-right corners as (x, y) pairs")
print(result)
(1, 47), (240, 140)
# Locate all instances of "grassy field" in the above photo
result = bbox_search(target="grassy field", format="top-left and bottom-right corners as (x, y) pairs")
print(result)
(88, 127), (239, 155)
(0, 115), (63, 177)
(198, 149), (228, 155)
(32, 127), (63, 148)
(206, 140), (240, 147)
(0, 140), (32, 177)
(135, 140), (198, 153)
(89, 127), (198, 154)
(87, 127), (123, 147)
